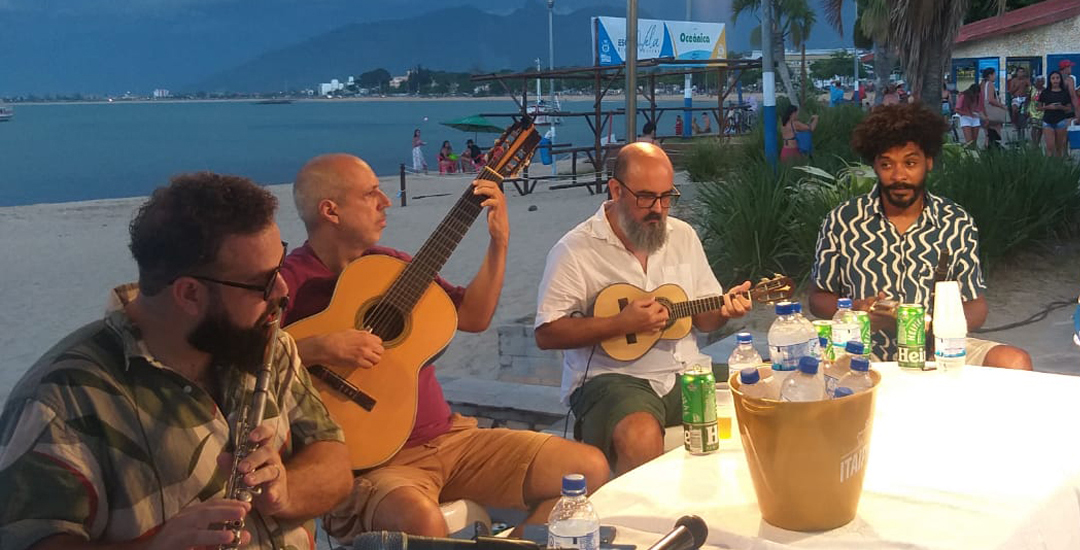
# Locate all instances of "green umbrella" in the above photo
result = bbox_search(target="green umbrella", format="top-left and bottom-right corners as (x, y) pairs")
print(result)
(440, 115), (504, 139)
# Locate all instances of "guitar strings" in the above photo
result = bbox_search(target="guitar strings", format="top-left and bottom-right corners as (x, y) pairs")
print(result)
(363, 132), (531, 335)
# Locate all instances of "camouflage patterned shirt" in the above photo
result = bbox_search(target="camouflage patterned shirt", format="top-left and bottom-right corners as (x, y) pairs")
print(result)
(0, 284), (344, 550)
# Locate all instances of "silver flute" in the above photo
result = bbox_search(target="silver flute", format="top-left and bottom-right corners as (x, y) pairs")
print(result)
(221, 297), (288, 549)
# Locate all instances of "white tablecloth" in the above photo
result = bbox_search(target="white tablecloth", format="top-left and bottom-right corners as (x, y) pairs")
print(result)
(589, 363), (1080, 550)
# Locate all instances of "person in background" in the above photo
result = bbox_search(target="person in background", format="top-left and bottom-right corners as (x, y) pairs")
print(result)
(638, 121), (657, 143)
(461, 139), (484, 171)
(830, 80), (845, 107)
(283, 154), (608, 541)
(674, 115), (684, 136)
(534, 143), (751, 475)
(1008, 67), (1031, 137)
(882, 83), (901, 106)
(981, 68), (1006, 149)
(941, 82), (953, 116)
(437, 140), (457, 174)
(1037, 71), (1074, 157)
(956, 83), (983, 147)
(780, 104), (818, 162)
(809, 103), (1032, 371)
(691, 115), (702, 135)
(1060, 60), (1079, 114)
(1027, 75), (1045, 147)
(700, 111), (712, 134)
(0, 173), (353, 550)
(412, 129), (428, 173)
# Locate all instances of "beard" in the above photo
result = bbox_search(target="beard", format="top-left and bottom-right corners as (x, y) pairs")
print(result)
(881, 180), (926, 209)
(188, 296), (274, 375)
(616, 199), (668, 254)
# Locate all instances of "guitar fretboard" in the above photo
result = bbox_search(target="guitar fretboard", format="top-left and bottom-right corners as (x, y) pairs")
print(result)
(668, 295), (727, 320)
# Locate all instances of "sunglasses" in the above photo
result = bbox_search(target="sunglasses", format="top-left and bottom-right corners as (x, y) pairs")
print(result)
(188, 241), (288, 301)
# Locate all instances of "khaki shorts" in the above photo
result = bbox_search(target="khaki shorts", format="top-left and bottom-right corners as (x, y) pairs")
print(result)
(569, 373), (681, 466)
(322, 414), (551, 542)
(873, 337), (1000, 366)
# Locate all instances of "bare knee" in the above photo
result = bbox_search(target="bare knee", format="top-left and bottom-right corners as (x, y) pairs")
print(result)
(985, 345), (1033, 371)
(372, 487), (447, 537)
(577, 444), (611, 492)
(612, 412), (664, 467)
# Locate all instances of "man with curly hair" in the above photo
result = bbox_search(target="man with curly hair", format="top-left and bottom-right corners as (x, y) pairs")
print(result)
(808, 103), (1032, 370)
(0, 173), (353, 550)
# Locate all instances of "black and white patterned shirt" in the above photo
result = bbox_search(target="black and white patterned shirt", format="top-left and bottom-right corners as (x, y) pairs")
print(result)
(811, 186), (986, 360)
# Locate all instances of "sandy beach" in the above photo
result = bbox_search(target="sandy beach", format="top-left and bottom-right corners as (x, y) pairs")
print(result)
(1, 168), (1077, 405)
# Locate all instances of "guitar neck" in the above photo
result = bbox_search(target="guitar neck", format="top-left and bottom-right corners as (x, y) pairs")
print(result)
(668, 295), (728, 320)
(387, 169), (504, 312)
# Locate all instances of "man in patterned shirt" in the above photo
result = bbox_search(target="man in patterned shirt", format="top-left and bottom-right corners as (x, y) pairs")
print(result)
(0, 173), (353, 549)
(809, 103), (1031, 370)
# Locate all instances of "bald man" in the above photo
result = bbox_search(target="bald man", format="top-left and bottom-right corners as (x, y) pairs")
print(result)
(280, 154), (608, 542)
(534, 143), (752, 475)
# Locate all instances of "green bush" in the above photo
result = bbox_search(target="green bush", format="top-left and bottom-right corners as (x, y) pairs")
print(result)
(692, 140), (1080, 286)
(928, 144), (1080, 269)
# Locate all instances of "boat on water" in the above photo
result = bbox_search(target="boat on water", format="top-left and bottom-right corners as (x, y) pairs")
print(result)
(530, 58), (562, 126)
(0, 103), (13, 122)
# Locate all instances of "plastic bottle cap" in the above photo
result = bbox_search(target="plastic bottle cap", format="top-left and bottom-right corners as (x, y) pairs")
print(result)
(561, 474), (587, 495)
(775, 301), (794, 316)
(798, 356), (819, 374)
(791, 302), (803, 313)
(838, 298), (853, 309)
(834, 387), (855, 398)
(736, 332), (753, 344)
(845, 340), (865, 354)
(740, 367), (760, 384)
(819, 336), (828, 348)
(851, 356), (870, 372)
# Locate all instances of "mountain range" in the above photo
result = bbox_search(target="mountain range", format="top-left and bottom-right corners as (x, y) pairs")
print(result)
(0, 0), (855, 96)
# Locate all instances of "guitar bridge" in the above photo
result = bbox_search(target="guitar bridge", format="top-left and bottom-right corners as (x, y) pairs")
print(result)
(309, 365), (377, 412)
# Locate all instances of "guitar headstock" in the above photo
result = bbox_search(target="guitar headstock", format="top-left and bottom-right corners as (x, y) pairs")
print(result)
(485, 115), (541, 180)
(749, 274), (795, 304)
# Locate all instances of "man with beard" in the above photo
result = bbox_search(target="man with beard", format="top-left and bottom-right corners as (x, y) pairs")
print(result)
(0, 173), (352, 550)
(534, 143), (752, 474)
(809, 103), (1031, 370)
(280, 154), (609, 541)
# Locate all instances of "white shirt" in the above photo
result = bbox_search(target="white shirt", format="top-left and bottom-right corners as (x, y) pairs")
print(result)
(535, 203), (724, 404)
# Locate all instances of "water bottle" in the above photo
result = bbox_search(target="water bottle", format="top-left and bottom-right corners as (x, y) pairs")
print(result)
(547, 474), (600, 550)
(790, 302), (822, 360)
(739, 367), (780, 400)
(833, 387), (855, 399)
(837, 356), (873, 395)
(831, 298), (861, 360)
(728, 332), (763, 371)
(768, 302), (810, 385)
(824, 340), (864, 396)
(932, 281), (967, 371)
(780, 356), (827, 402)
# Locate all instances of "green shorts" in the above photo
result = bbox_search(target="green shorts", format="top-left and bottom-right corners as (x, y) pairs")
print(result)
(569, 373), (682, 464)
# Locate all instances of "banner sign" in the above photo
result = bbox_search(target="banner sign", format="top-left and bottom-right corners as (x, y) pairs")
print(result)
(591, 16), (726, 66)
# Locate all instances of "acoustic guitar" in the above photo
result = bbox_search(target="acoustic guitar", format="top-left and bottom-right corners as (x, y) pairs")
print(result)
(595, 275), (795, 362)
(285, 118), (540, 469)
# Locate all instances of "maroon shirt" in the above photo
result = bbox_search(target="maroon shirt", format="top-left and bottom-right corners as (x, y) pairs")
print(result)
(281, 242), (464, 447)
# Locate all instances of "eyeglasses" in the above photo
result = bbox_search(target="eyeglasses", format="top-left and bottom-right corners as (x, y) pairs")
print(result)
(189, 241), (288, 301)
(614, 178), (681, 209)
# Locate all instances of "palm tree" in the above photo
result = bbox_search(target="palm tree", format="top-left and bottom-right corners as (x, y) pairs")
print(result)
(823, 0), (980, 108)
(733, 0), (816, 108)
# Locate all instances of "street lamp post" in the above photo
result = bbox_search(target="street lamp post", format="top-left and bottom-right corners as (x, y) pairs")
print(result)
(548, 0), (556, 176)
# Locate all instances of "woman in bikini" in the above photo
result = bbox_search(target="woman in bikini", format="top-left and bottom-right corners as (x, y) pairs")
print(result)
(780, 105), (818, 162)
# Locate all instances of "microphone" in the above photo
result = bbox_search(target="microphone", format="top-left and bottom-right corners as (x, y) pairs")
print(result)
(646, 515), (708, 550)
(354, 531), (541, 550)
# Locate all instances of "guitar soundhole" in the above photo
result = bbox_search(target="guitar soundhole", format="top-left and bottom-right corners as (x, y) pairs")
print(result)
(361, 303), (406, 342)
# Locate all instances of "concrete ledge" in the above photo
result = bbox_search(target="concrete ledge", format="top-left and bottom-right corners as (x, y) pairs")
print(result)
(442, 377), (568, 431)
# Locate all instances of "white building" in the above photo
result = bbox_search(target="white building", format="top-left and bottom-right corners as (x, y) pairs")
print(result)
(952, 0), (1080, 93)
(152, 89), (171, 99)
(317, 78), (346, 96)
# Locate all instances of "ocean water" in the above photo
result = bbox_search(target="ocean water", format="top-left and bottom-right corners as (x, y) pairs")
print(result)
(0, 97), (687, 207)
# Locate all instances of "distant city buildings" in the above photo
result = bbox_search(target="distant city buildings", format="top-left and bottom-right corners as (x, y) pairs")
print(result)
(317, 78), (345, 96)
(152, 89), (171, 99)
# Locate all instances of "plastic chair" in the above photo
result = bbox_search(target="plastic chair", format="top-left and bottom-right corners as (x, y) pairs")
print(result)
(441, 499), (492, 537)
